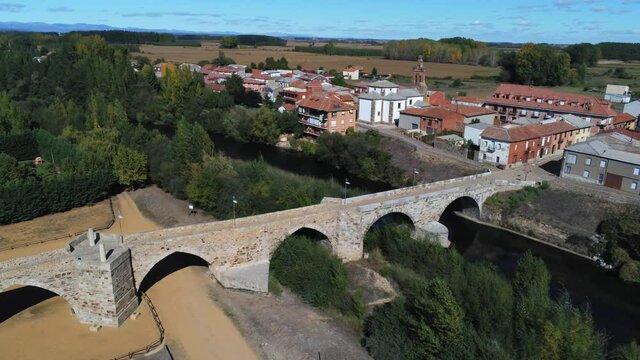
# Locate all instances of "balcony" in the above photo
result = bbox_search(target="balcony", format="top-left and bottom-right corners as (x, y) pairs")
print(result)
(485, 147), (496, 153)
(299, 118), (327, 130)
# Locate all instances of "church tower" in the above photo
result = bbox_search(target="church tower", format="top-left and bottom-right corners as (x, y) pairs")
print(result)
(413, 55), (428, 95)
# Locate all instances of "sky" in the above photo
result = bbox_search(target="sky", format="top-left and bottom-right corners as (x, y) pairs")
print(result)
(0, 0), (639, 43)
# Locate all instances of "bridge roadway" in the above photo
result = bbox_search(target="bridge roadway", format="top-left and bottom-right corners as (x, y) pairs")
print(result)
(0, 171), (534, 327)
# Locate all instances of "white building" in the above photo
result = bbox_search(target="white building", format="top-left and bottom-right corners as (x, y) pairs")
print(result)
(463, 123), (492, 146)
(357, 80), (423, 125)
(624, 100), (640, 118)
(605, 84), (632, 104)
(342, 66), (363, 80)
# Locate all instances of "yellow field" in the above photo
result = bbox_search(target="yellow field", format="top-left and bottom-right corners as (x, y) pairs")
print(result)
(133, 42), (499, 79)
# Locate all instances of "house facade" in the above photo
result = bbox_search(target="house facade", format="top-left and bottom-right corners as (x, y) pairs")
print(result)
(342, 66), (363, 80)
(485, 84), (617, 131)
(357, 80), (423, 125)
(297, 94), (356, 136)
(561, 133), (640, 194)
(398, 107), (465, 134)
(623, 100), (640, 118)
(478, 121), (580, 167)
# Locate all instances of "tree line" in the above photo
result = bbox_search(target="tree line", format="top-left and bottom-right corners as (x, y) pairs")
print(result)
(294, 43), (383, 57)
(382, 37), (498, 66)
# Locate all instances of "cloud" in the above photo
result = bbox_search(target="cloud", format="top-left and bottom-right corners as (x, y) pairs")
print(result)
(553, 0), (575, 8)
(48, 7), (74, 12)
(121, 11), (221, 18)
(590, 5), (609, 11)
(0, 2), (24, 12)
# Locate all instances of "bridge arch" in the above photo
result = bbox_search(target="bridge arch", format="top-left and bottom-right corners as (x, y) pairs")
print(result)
(365, 211), (416, 235)
(439, 196), (481, 220)
(274, 225), (333, 255)
(0, 282), (81, 323)
(136, 251), (210, 295)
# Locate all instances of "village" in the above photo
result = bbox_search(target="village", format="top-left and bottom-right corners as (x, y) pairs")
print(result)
(152, 56), (640, 195)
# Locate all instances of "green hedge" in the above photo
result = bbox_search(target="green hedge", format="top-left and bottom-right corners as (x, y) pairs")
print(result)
(0, 169), (114, 224)
(294, 46), (383, 57)
(0, 132), (38, 160)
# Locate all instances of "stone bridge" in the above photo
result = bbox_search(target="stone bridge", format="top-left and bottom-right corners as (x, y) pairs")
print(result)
(0, 172), (534, 327)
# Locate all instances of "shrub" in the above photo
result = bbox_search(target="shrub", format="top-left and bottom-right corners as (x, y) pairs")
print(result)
(619, 261), (640, 283)
(270, 235), (365, 319)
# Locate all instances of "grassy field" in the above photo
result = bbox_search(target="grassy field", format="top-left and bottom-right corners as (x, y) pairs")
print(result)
(133, 41), (500, 78)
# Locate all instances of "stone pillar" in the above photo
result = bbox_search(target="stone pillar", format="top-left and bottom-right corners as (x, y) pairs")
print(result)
(72, 234), (138, 327)
(212, 260), (269, 293)
(415, 221), (451, 248)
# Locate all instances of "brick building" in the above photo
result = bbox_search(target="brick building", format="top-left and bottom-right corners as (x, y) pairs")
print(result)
(297, 94), (357, 136)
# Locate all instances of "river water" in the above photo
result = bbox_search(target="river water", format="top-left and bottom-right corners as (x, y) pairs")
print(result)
(450, 214), (640, 345)
(210, 134), (394, 193)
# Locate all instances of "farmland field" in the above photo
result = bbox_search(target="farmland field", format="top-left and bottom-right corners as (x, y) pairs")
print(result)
(133, 42), (500, 78)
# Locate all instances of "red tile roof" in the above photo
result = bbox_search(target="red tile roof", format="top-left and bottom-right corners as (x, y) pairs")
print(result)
(298, 94), (355, 112)
(453, 96), (484, 104)
(401, 107), (464, 122)
(441, 104), (496, 117)
(207, 84), (226, 92)
(281, 103), (296, 111)
(613, 113), (636, 125)
(481, 121), (577, 142)
(427, 91), (449, 106)
(343, 66), (364, 72)
(486, 84), (617, 118)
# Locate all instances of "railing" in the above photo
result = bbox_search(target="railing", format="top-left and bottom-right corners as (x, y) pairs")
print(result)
(0, 198), (115, 253)
(111, 293), (166, 360)
(299, 119), (327, 129)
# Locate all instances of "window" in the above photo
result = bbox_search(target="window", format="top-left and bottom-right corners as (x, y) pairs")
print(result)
(631, 182), (638, 190)
(566, 154), (577, 164)
(331, 121), (337, 127)
(598, 174), (604, 185)
(583, 170), (590, 178)
(565, 165), (572, 174)
(412, 123), (419, 130)
(600, 160), (606, 168)
(377, 111), (380, 116)
(397, 103), (401, 109)
(498, 144), (502, 150)
(585, 158), (592, 166)
(634, 168), (640, 176)
(515, 144), (518, 150)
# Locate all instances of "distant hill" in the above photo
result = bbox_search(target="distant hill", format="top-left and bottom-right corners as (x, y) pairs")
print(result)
(0, 21), (239, 36)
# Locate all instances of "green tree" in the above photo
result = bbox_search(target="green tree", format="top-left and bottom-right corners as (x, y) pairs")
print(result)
(613, 341), (640, 360)
(113, 146), (147, 186)
(225, 74), (246, 104)
(251, 107), (280, 144)
(220, 36), (239, 49)
(0, 153), (23, 185)
(512, 251), (552, 356)
(371, 67), (378, 77)
(0, 92), (27, 134)
(407, 278), (465, 359)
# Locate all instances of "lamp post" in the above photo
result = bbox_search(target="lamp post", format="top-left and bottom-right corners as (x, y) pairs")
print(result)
(344, 178), (350, 201)
(117, 210), (123, 243)
(413, 168), (420, 186)
(232, 196), (238, 224)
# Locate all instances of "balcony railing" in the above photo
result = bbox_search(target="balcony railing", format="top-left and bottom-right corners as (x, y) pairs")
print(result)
(299, 119), (327, 129)
(485, 147), (496, 153)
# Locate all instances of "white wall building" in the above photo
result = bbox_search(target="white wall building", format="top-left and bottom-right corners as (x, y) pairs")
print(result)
(605, 84), (632, 104)
(357, 80), (423, 125)
(623, 100), (640, 118)
(463, 123), (492, 146)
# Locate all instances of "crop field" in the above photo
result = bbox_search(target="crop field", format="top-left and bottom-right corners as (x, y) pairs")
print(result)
(133, 42), (500, 78)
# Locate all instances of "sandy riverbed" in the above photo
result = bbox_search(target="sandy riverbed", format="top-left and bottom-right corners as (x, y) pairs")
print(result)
(0, 191), (258, 360)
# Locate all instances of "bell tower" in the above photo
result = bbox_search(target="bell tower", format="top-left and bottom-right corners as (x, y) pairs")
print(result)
(413, 55), (428, 95)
